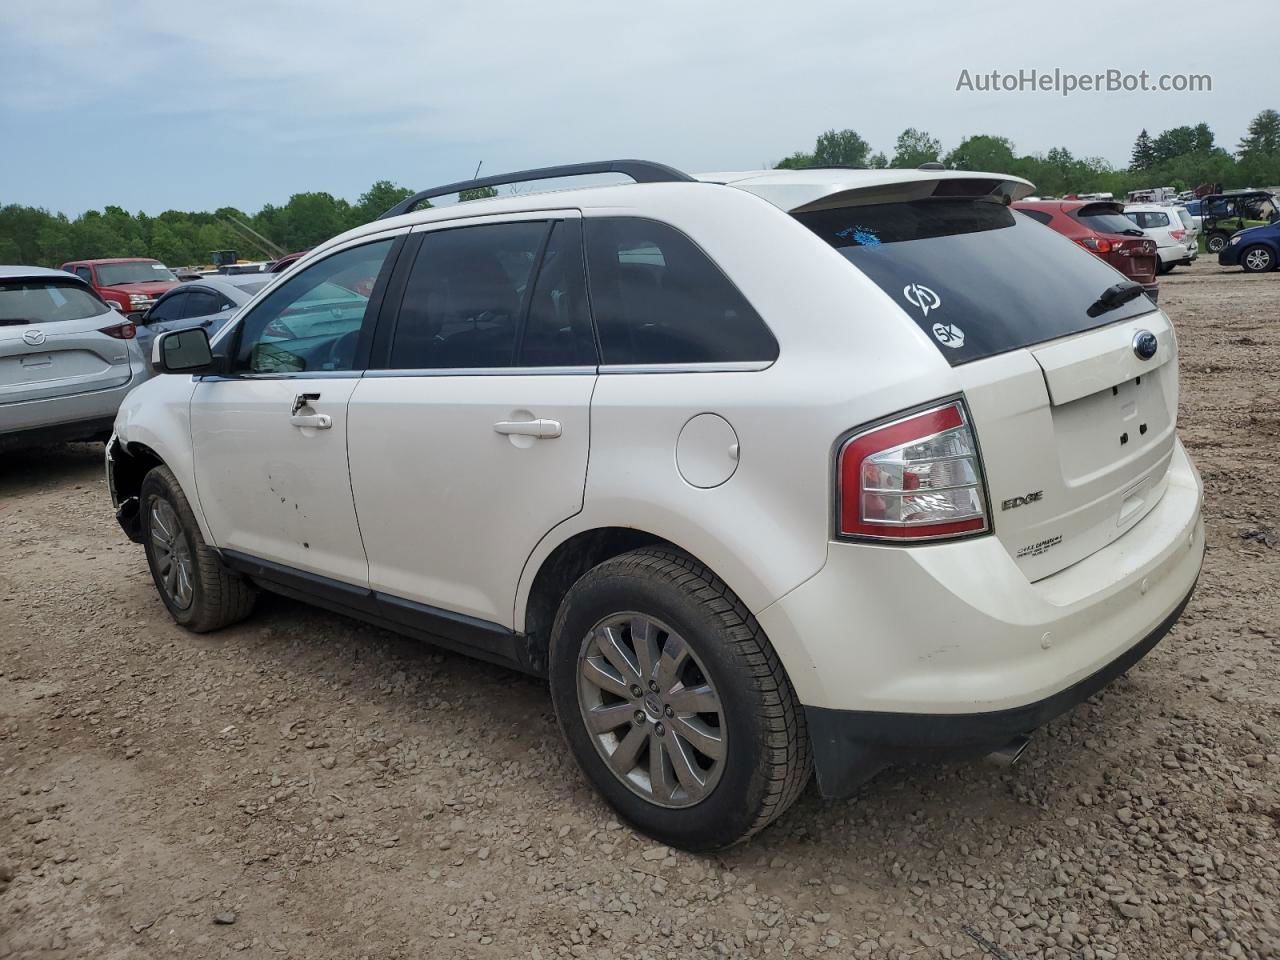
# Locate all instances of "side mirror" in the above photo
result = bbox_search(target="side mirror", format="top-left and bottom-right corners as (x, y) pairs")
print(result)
(107, 300), (123, 311)
(153, 327), (215, 374)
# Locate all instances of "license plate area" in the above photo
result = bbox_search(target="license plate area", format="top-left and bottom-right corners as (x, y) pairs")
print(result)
(1051, 366), (1173, 485)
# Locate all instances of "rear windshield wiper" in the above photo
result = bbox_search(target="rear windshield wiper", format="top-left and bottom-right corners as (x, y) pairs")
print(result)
(1087, 281), (1147, 318)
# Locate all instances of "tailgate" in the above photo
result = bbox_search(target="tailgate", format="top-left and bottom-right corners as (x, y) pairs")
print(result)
(957, 310), (1176, 580)
(0, 326), (133, 405)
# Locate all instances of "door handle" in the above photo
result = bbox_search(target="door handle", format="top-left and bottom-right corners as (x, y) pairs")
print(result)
(493, 418), (562, 439)
(290, 413), (332, 430)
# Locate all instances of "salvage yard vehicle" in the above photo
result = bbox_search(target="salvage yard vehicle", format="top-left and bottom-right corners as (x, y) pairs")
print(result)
(1124, 203), (1199, 274)
(1, 265), (150, 451)
(135, 274), (270, 363)
(1012, 199), (1160, 300)
(1217, 219), (1280, 273)
(60, 257), (180, 319)
(1199, 191), (1279, 254)
(106, 160), (1205, 851)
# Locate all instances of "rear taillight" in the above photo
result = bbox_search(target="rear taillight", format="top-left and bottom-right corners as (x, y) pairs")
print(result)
(1170, 229), (1186, 241)
(99, 321), (137, 340)
(837, 400), (989, 541)
(1078, 236), (1113, 254)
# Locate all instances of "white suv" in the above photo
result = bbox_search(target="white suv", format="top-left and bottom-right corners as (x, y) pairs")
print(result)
(107, 160), (1204, 850)
(1125, 203), (1199, 273)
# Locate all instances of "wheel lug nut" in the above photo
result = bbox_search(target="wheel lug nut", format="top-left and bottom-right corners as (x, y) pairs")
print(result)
(633, 710), (645, 724)
(664, 705), (674, 717)
(630, 684), (643, 698)
(648, 681), (660, 693)
(654, 722), (665, 737)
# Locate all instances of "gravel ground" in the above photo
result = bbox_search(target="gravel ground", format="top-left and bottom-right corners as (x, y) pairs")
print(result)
(2, 258), (1278, 960)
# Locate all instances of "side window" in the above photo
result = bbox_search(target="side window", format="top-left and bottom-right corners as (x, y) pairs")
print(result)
(234, 239), (394, 375)
(519, 220), (596, 367)
(584, 217), (778, 365)
(1018, 209), (1054, 226)
(389, 221), (545, 369)
(148, 290), (187, 323)
(183, 289), (228, 319)
(74, 267), (92, 284)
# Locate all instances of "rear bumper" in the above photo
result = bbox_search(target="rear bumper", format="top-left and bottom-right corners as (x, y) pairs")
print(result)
(0, 414), (118, 452)
(757, 439), (1204, 793)
(803, 579), (1195, 796)
(1, 371), (145, 444)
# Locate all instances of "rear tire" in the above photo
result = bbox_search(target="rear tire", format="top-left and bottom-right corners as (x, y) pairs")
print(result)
(1240, 245), (1276, 273)
(140, 466), (256, 632)
(1206, 232), (1229, 254)
(548, 548), (810, 851)
(1158, 262), (1175, 275)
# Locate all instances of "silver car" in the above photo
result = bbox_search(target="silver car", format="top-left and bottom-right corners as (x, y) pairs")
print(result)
(0, 266), (151, 452)
(135, 274), (270, 362)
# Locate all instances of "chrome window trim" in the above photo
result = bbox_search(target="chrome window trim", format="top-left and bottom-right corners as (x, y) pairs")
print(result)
(365, 366), (596, 378)
(599, 361), (773, 374)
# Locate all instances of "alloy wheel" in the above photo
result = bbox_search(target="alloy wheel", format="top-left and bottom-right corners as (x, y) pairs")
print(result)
(1244, 248), (1273, 272)
(576, 613), (726, 808)
(150, 498), (194, 610)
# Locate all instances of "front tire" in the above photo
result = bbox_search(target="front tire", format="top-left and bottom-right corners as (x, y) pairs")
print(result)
(1206, 232), (1229, 254)
(548, 549), (810, 851)
(140, 466), (256, 632)
(1240, 245), (1276, 273)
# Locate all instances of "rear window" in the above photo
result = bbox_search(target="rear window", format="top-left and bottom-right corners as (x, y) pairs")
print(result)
(795, 198), (1155, 366)
(1176, 209), (1194, 230)
(1127, 210), (1170, 229)
(1072, 205), (1145, 236)
(0, 279), (110, 325)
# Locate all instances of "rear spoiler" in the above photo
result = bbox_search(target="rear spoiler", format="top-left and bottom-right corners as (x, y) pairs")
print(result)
(717, 170), (1037, 213)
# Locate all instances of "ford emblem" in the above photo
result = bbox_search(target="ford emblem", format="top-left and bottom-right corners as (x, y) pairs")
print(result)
(1132, 330), (1158, 361)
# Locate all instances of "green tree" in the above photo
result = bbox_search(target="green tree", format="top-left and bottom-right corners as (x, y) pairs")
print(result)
(890, 128), (941, 168)
(1151, 124), (1214, 164)
(1237, 108), (1280, 158)
(866, 152), (889, 169)
(945, 135), (1016, 172)
(458, 186), (498, 202)
(353, 180), (416, 223)
(1130, 129), (1156, 169)
(813, 129), (870, 167)
(773, 151), (815, 169)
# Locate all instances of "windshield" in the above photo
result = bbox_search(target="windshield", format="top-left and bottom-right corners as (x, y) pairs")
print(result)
(96, 261), (177, 285)
(1071, 206), (1144, 236)
(795, 197), (1155, 366)
(0, 279), (110, 325)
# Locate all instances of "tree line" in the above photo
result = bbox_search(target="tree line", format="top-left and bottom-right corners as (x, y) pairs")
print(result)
(2, 110), (1277, 269)
(776, 108), (1280, 198)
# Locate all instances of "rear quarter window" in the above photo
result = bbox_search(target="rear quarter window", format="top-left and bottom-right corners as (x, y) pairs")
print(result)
(795, 198), (1155, 366)
(585, 217), (778, 365)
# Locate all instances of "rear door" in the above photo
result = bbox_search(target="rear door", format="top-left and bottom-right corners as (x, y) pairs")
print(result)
(0, 276), (133, 412)
(792, 188), (1176, 580)
(347, 212), (597, 626)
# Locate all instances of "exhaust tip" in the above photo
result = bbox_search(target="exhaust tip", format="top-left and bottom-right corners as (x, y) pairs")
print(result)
(985, 734), (1032, 768)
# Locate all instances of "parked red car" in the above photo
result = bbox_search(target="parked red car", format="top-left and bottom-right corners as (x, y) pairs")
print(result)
(60, 258), (180, 318)
(1012, 201), (1159, 301)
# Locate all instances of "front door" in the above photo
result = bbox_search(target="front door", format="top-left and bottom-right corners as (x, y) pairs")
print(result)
(190, 236), (401, 585)
(348, 215), (597, 626)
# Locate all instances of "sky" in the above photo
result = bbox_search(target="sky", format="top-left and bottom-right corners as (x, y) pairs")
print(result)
(0, 0), (1262, 217)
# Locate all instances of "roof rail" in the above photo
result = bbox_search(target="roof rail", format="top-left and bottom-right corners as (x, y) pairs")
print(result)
(378, 159), (695, 220)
